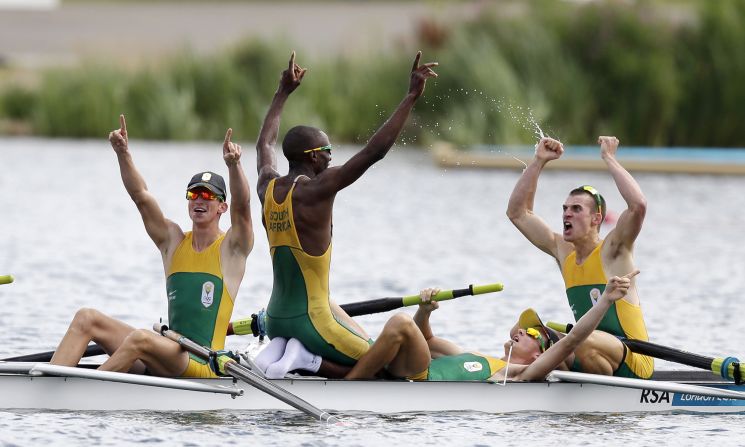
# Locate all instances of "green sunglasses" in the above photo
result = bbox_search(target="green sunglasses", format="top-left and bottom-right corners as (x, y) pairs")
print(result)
(581, 185), (604, 220)
(526, 327), (548, 353)
(303, 144), (332, 153)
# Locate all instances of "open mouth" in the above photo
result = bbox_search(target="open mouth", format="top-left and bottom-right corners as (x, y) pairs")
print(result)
(563, 221), (572, 231)
(194, 206), (207, 214)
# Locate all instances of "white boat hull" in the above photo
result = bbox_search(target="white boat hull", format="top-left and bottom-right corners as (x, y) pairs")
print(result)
(1, 369), (744, 414)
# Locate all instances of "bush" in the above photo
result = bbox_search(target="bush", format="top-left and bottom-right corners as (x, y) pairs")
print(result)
(0, 86), (37, 120)
(32, 66), (126, 137)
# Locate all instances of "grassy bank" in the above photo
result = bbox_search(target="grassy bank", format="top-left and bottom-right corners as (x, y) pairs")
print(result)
(1, 0), (744, 147)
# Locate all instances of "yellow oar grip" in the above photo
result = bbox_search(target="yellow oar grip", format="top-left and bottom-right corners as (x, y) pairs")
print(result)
(401, 283), (504, 307)
(402, 293), (443, 306)
(471, 283), (504, 295)
(547, 321), (571, 333)
(231, 318), (254, 336)
(0, 275), (14, 285)
(712, 357), (723, 375)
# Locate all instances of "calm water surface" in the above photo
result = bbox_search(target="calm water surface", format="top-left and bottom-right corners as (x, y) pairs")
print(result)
(1, 138), (745, 446)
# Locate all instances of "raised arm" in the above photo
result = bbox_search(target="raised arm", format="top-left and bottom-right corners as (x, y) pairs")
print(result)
(222, 128), (253, 257)
(109, 114), (177, 253)
(312, 52), (438, 196)
(599, 136), (647, 254)
(506, 137), (565, 259)
(413, 288), (464, 358)
(255, 52), (306, 198)
(516, 270), (640, 381)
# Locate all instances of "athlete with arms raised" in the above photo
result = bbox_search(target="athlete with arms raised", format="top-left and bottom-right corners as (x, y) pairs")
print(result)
(505, 136), (652, 378)
(51, 115), (253, 377)
(253, 51), (437, 377)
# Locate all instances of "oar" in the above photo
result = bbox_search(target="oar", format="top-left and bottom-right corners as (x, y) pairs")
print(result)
(547, 321), (743, 384)
(2, 344), (106, 362)
(622, 339), (743, 384)
(153, 323), (341, 424)
(343, 282), (504, 317)
(0, 275), (14, 285)
(7, 282), (504, 362)
(229, 282), (504, 336)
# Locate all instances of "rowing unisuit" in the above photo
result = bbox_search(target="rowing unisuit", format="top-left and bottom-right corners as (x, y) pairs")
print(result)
(263, 177), (370, 365)
(562, 240), (653, 378)
(167, 232), (234, 378)
(409, 353), (506, 381)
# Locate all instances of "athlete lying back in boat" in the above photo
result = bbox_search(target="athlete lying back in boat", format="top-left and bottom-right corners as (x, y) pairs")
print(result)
(344, 270), (640, 381)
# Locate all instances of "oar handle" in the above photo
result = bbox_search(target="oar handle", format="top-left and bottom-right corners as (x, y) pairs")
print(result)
(228, 282), (504, 336)
(400, 283), (503, 307)
(0, 275), (14, 285)
(547, 321), (571, 333)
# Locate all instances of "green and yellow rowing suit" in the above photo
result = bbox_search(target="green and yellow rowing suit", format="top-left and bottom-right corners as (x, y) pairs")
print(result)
(562, 241), (653, 378)
(166, 232), (234, 378)
(409, 353), (506, 381)
(263, 178), (370, 366)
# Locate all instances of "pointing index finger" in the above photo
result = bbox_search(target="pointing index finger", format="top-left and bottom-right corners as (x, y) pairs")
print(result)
(412, 51), (421, 72)
(224, 128), (232, 144)
(289, 51), (296, 71)
(120, 114), (127, 133)
(622, 269), (641, 279)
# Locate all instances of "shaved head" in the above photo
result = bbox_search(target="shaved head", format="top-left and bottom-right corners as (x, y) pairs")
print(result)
(282, 126), (329, 166)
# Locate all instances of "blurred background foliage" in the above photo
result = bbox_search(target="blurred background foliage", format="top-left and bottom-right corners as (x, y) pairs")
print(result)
(1, 0), (744, 147)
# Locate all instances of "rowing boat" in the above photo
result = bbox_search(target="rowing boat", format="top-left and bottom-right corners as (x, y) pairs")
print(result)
(2, 281), (742, 415)
(1, 362), (743, 414)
